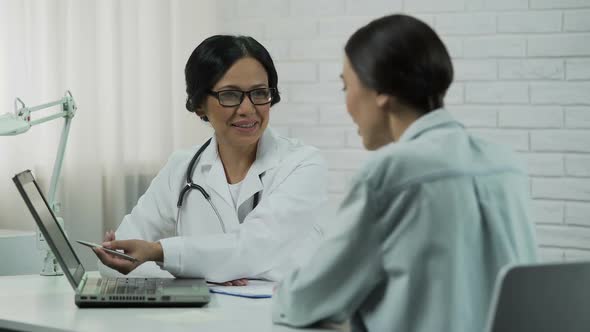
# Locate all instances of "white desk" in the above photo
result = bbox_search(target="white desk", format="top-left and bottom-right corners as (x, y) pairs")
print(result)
(0, 274), (344, 332)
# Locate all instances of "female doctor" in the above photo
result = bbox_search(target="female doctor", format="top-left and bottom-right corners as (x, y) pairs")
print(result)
(95, 35), (327, 284)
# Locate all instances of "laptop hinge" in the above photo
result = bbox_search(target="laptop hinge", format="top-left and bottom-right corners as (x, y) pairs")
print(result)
(77, 274), (87, 293)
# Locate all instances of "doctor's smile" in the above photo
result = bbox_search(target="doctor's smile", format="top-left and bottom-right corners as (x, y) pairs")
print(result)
(230, 120), (260, 133)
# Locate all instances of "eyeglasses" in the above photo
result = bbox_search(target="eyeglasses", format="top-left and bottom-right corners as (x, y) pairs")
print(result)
(207, 87), (276, 107)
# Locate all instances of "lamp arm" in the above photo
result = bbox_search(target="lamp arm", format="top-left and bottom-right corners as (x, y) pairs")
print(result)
(47, 92), (76, 210)
(47, 114), (73, 209)
(29, 110), (70, 127)
(26, 99), (66, 113)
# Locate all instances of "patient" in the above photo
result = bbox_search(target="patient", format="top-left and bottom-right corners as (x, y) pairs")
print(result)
(272, 14), (538, 332)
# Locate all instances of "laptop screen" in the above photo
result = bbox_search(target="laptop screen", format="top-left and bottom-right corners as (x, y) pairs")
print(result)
(13, 170), (85, 289)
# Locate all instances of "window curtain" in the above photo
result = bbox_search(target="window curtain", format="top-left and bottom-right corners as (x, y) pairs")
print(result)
(0, 0), (215, 267)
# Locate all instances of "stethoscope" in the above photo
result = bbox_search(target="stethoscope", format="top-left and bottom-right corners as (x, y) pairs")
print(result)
(176, 137), (260, 234)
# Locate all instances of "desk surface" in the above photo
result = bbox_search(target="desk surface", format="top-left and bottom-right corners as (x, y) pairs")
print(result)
(0, 273), (341, 332)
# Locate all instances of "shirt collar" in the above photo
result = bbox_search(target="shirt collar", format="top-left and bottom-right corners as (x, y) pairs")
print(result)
(397, 108), (463, 143)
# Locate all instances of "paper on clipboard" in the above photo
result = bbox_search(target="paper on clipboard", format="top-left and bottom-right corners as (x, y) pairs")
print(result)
(208, 280), (274, 299)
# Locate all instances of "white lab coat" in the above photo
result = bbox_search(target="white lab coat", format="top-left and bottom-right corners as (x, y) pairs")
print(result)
(98, 128), (328, 282)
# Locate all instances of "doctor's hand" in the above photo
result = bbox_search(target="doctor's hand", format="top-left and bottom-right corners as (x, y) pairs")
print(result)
(208, 278), (249, 286)
(104, 230), (115, 242)
(93, 239), (163, 275)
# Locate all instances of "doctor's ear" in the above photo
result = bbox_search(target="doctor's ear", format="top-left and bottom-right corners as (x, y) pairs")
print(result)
(194, 108), (209, 122)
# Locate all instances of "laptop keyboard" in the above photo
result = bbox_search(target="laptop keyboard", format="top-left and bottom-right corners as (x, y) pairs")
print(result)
(80, 277), (209, 304)
(97, 278), (158, 295)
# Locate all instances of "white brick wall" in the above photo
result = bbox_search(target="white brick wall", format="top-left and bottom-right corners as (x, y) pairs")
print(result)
(532, 178), (590, 200)
(531, 0), (590, 9)
(465, 82), (529, 103)
(497, 11), (562, 33)
(531, 82), (590, 104)
(566, 59), (590, 80)
(523, 153), (564, 176)
(564, 10), (590, 31)
(532, 200), (564, 224)
(463, 36), (527, 57)
(448, 105), (497, 127)
(435, 13), (496, 35)
(566, 154), (590, 176)
(531, 130), (590, 152)
(217, 0), (590, 261)
(499, 59), (564, 80)
(566, 202), (590, 226)
(454, 60), (497, 81)
(528, 34), (590, 57)
(498, 106), (563, 128)
(565, 107), (590, 128)
(467, 0), (529, 10)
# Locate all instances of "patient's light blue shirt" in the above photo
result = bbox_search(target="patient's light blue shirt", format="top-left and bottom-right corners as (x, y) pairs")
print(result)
(272, 109), (539, 332)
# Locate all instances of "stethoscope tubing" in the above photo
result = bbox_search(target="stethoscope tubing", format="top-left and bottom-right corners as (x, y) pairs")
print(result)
(177, 138), (228, 232)
(176, 137), (261, 235)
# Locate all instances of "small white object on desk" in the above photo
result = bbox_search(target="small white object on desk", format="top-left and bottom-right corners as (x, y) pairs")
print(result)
(0, 230), (43, 276)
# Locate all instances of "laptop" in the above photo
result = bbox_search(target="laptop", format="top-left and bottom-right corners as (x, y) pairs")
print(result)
(13, 169), (210, 308)
(484, 261), (590, 332)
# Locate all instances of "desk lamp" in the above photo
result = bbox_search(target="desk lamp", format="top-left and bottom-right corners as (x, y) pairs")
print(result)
(0, 91), (77, 275)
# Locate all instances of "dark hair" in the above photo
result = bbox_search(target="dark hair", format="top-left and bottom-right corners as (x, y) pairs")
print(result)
(185, 35), (281, 121)
(345, 14), (453, 113)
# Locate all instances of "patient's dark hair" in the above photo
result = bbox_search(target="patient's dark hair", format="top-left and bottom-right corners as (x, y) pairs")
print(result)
(345, 14), (453, 113)
(185, 35), (280, 121)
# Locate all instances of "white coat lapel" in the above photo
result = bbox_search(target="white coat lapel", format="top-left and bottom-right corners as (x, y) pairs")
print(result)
(206, 157), (234, 208)
(196, 129), (281, 224)
(236, 171), (263, 223)
(236, 128), (280, 211)
(198, 136), (234, 209)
